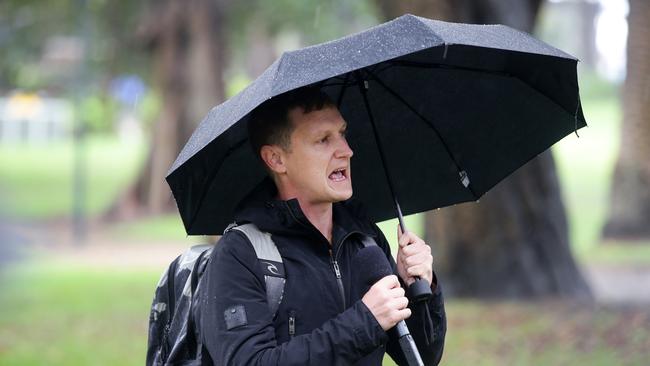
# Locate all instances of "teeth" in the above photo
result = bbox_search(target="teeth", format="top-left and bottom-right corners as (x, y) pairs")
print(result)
(329, 169), (346, 181)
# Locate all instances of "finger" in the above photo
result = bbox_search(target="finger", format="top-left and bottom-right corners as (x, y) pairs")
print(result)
(389, 286), (406, 298)
(398, 231), (409, 247)
(397, 307), (412, 321)
(404, 252), (433, 267)
(407, 264), (431, 279)
(377, 274), (400, 288)
(399, 231), (426, 249)
(393, 296), (409, 310)
(403, 276), (415, 287)
(401, 241), (430, 257)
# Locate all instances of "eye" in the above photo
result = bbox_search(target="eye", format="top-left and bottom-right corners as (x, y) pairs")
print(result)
(318, 135), (329, 144)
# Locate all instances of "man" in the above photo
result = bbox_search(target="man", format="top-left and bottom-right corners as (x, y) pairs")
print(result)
(200, 87), (446, 365)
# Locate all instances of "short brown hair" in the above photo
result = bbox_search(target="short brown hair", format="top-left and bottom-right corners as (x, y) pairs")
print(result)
(248, 86), (335, 160)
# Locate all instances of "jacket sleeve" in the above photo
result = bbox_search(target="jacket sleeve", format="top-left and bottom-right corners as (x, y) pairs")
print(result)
(199, 231), (388, 365)
(371, 223), (447, 366)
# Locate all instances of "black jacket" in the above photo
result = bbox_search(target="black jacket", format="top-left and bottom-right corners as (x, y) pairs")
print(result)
(200, 180), (446, 365)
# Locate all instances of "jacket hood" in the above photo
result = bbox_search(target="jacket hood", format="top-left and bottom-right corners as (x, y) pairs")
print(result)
(233, 177), (377, 240)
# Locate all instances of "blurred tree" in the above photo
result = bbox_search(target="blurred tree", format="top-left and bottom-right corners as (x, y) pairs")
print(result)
(0, 0), (142, 87)
(110, 0), (229, 216)
(110, 0), (379, 217)
(0, 0), (149, 133)
(377, 0), (591, 299)
(602, 0), (650, 240)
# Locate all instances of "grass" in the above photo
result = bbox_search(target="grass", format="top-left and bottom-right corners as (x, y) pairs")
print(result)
(0, 134), (147, 219)
(0, 261), (160, 366)
(437, 300), (650, 366)
(107, 213), (209, 246)
(1, 261), (648, 366)
(579, 241), (650, 267)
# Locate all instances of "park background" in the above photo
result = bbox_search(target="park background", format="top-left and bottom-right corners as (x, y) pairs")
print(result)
(1, 0), (649, 365)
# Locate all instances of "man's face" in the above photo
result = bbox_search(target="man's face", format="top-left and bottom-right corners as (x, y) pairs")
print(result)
(278, 105), (354, 204)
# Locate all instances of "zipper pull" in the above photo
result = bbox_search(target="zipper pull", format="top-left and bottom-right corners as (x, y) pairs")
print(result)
(332, 260), (341, 279)
(288, 310), (296, 338)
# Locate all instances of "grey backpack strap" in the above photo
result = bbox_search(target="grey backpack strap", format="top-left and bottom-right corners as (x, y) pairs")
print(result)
(229, 223), (286, 317)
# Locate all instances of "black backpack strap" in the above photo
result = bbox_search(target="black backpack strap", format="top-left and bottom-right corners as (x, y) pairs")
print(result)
(360, 235), (378, 248)
(229, 223), (286, 317)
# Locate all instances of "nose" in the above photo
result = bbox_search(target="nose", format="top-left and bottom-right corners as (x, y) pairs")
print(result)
(335, 135), (354, 159)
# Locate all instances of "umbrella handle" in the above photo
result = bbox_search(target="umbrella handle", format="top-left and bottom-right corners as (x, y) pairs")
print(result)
(408, 278), (433, 302)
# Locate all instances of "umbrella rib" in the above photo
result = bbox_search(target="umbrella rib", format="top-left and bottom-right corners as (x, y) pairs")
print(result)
(335, 73), (352, 107)
(363, 68), (479, 199)
(387, 59), (513, 78)
(372, 62), (397, 77)
(388, 59), (586, 123)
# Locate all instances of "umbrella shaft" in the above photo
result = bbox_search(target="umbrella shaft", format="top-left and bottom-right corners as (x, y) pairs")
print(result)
(357, 71), (408, 233)
(395, 199), (407, 233)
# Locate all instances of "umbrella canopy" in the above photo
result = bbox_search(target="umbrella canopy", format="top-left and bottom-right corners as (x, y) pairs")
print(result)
(167, 14), (586, 236)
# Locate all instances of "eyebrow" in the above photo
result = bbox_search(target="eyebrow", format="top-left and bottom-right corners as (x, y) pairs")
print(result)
(312, 123), (347, 136)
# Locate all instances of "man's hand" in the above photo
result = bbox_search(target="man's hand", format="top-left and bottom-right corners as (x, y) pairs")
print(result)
(362, 275), (411, 331)
(396, 225), (433, 287)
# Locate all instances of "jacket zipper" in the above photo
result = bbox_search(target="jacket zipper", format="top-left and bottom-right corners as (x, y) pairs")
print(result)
(330, 231), (370, 312)
(334, 231), (364, 263)
(283, 202), (371, 313)
(288, 310), (296, 338)
(329, 249), (346, 311)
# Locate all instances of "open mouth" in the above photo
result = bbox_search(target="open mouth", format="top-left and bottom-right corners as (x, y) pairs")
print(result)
(328, 167), (347, 182)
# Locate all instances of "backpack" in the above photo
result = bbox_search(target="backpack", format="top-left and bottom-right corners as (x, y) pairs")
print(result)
(146, 223), (285, 366)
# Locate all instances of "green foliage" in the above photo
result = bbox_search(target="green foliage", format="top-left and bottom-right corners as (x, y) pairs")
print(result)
(228, 0), (377, 43)
(0, 0), (150, 94)
(226, 73), (253, 98)
(136, 91), (163, 130)
(79, 95), (118, 132)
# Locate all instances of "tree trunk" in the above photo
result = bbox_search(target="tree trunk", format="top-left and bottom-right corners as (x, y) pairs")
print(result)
(108, 0), (227, 219)
(602, 0), (650, 239)
(426, 153), (590, 298)
(378, 0), (591, 299)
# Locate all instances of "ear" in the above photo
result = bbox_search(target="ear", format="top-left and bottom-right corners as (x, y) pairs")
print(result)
(260, 145), (287, 175)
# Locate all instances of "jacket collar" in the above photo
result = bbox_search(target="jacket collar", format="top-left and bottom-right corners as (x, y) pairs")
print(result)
(233, 178), (377, 241)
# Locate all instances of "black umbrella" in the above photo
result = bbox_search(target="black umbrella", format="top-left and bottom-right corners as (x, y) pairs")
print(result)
(167, 13), (585, 240)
